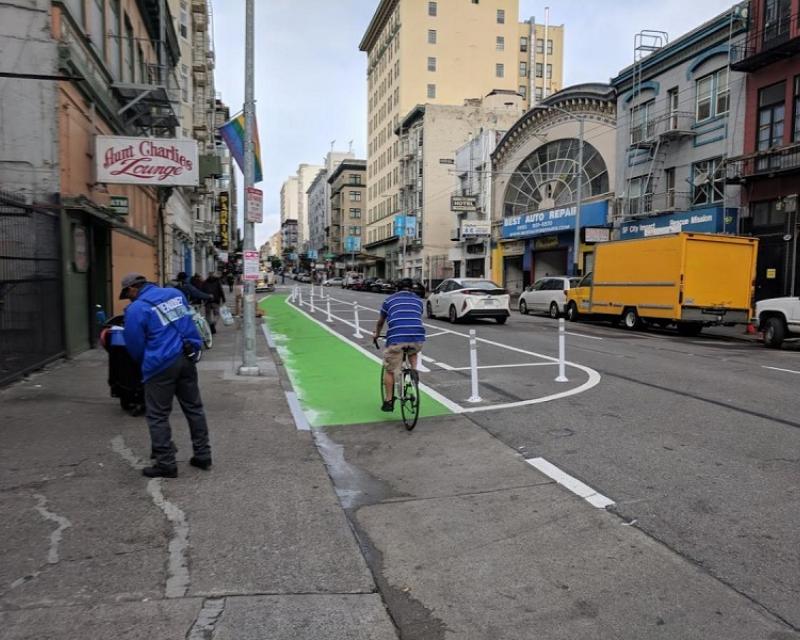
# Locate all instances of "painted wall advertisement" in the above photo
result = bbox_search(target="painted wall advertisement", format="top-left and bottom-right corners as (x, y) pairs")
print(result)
(620, 207), (737, 239)
(95, 136), (198, 186)
(502, 200), (608, 239)
(218, 192), (229, 249)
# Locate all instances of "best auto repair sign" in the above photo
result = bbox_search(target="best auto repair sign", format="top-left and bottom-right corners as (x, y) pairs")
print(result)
(96, 136), (199, 186)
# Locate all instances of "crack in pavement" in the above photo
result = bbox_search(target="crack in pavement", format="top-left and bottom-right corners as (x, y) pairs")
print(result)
(186, 596), (226, 640)
(111, 435), (190, 599)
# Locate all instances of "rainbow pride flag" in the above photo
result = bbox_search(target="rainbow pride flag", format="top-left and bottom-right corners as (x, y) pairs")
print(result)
(219, 113), (263, 183)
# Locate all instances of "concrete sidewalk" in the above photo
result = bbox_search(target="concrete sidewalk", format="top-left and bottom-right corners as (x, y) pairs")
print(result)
(0, 322), (396, 639)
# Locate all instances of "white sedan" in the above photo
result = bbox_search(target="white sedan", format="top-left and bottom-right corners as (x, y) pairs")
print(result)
(518, 276), (582, 319)
(323, 277), (344, 287)
(426, 278), (510, 324)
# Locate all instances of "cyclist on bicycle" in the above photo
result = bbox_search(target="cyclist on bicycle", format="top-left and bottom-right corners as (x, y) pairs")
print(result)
(373, 278), (426, 412)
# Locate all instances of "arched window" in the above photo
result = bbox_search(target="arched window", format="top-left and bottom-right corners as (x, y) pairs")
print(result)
(503, 138), (609, 217)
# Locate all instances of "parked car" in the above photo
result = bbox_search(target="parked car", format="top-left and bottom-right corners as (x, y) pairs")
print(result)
(755, 296), (800, 348)
(356, 277), (376, 292)
(403, 280), (426, 298)
(369, 278), (395, 294)
(426, 278), (510, 324)
(343, 274), (362, 289)
(519, 276), (582, 319)
(566, 233), (758, 335)
(298, 273), (311, 283)
(323, 277), (344, 287)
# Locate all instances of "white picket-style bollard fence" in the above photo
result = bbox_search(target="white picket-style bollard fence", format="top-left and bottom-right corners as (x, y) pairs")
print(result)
(467, 329), (482, 403)
(298, 288), (304, 307)
(352, 301), (363, 338)
(326, 296), (333, 323)
(309, 289), (316, 313)
(555, 317), (568, 382)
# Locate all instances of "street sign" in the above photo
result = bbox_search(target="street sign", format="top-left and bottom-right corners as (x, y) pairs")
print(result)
(243, 250), (259, 281)
(451, 195), (477, 212)
(393, 215), (417, 238)
(109, 195), (129, 215)
(307, 249), (318, 260)
(345, 236), (361, 252)
(245, 187), (263, 223)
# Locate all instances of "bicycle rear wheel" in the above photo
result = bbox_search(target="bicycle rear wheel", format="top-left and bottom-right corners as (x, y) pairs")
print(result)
(399, 368), (420, 431)
(379, 365), (390, 404)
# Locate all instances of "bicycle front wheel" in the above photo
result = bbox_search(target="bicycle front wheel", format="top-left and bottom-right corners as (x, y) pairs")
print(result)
(379, 365), (390, 404)
(399, 368), (420, 431)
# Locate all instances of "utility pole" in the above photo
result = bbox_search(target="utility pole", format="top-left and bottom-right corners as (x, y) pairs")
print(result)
(239, 0), (259, 376)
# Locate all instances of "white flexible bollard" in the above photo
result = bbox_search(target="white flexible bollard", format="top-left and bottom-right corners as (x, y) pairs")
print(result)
(555, 317), (568, 382)
(467, 329), (482, 403)
(352, 301), (363, 338)
(326, 296), (333, 323)
(298, 288), (304, 307)
(310, 289), (316, 313)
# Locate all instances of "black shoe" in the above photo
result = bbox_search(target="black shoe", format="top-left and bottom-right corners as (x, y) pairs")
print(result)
(142, 465), (177, 478)
(210, 325), (217, 334)
(150, 443), (178, 459)
(189, 456), (212, 470)
(381, 399), (395, 412)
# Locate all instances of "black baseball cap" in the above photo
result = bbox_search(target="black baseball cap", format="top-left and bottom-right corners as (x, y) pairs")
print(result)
(119, 273), (147, 299)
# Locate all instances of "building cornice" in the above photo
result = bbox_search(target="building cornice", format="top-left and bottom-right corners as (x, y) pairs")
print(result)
(359, 0), (399, 52)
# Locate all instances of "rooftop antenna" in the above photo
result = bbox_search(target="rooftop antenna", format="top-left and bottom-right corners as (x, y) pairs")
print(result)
(330, 139), (336, 152)
(348, 139), (354, 153)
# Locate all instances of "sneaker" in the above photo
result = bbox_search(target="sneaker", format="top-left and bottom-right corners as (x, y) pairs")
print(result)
(189, 456), (212, 470)
(380, 399), (395, 412)
(142, 465), (177, 478)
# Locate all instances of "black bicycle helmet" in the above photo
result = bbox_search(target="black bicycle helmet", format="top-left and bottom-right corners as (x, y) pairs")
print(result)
(397, 278), (414, 291)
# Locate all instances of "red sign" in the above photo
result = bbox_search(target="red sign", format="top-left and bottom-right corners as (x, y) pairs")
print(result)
(95, 136), (199, 186)
(246, 187), (263, 223)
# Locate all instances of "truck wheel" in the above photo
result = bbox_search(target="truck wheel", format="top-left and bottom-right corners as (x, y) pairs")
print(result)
(621, 308), (640, 330)
(566, 302), (579, 322)
(549, 302), (560, 319)
(677, 322), (703, 337)
(763, 317), (786, 348)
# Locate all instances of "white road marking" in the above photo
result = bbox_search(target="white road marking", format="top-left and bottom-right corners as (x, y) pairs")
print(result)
(426, 330), (450, 338)
(417, 361), (431, 373)
(434, 361), (455, 371)
(565, 331), (603, 341)
(285, 391), (311, 431)
(420, 354), (436, 363)
(449, 362), (556, 371)
(762, 365), (800, 375)
(525, 457), (615, 509)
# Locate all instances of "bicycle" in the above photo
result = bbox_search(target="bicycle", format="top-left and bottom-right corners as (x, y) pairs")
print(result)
(374, 336), (421, 431)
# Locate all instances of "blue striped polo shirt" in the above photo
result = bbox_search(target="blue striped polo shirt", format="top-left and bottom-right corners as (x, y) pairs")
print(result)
(381, 291), (426, 346)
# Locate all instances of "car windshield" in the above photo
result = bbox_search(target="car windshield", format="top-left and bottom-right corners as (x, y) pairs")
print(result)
(461, 280), (501, 290)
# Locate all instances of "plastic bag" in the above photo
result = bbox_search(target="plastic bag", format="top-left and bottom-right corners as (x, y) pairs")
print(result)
(220, 304), (234, 326)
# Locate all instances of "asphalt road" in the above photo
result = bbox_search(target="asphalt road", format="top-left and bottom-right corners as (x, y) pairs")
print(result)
(291, 283), (800, 630)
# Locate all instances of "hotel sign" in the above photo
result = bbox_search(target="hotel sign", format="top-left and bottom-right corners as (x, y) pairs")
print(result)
(451, 195), (478, 212)
(96, 136), (199, 186)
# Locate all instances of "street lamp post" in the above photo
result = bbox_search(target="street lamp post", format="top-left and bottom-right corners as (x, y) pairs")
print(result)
(539, 105), (585, 277)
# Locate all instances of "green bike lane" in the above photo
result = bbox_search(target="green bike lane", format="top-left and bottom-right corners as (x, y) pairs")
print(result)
(259, 294), (452, 427)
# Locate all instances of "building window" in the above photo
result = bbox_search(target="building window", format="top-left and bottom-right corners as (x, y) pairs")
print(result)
(109, 0), (121, 79)
(180, 1), (188, 38)
(763, 0), (791, 44)
(546, 63), (552, 78)
(535, 63), (543, 78)
(520, 36), (528, 52)
(350, 226), (362, 236)
(752, 200), (784, 228)
(696, 68), (729, 121)
(535, 86), (543, 100)
(350, 174), (362, 185)
(536, 38), (544, 54)
(496, 9), (505, 23)
(89, 0), (106, 57)
(428, 29), (437, 44)
(692, 158), (725, 206)
(64, 0), (85, 27)
(547, 39), (553, 54)
(758, 81), (786, 170)
(427, 83), (436, 98)
(428, 1), (437, 16)
(124, 15), (134, 82)
(496, 36), (505, 51)
(349, 191), (362, 202)
(519, 85), (527, 98)
(631, 100), (655, 144)
(496, 63), (504, 78)
(427, 56), (436, 72)
(519, 61), (527, 77)
(350, 208), (362, 218)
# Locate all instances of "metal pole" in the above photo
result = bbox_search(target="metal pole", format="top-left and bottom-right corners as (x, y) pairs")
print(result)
(467, 329), (482, 403)
(239, 0), (259, 376)
(555, 317), (568, 382)
(352, 301), (363, 338)
(572, 117), (584, 277)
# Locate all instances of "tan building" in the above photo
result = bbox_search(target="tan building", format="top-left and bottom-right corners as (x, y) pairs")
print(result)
(518, 17), (564, 105)
(269, 230), (283, 258)
(280, 176), (299, 225)
(359, 0), (564, 274)
(393, 92), (526, 283)
(328, 159), (367, 270)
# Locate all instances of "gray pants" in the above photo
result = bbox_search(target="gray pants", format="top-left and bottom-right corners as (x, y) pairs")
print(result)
(144, 354), (211, 469)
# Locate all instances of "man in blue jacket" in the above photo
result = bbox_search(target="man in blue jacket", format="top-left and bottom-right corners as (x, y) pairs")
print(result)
(121, 273), (212, 478)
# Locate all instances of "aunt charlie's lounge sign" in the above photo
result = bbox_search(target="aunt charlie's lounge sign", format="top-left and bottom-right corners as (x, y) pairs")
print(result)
(96, 136), (199, 186)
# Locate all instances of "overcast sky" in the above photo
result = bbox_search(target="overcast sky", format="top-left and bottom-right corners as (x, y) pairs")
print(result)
(210, 0), (736, 246)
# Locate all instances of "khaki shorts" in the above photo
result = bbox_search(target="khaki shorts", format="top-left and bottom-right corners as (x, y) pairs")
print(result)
(383, 342), (423, 371)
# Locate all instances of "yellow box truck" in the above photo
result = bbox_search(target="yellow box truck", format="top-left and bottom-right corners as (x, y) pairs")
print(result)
(565, 233), (758, 335)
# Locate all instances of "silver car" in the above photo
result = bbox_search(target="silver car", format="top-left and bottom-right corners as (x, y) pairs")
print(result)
(518, 276), (582, 319)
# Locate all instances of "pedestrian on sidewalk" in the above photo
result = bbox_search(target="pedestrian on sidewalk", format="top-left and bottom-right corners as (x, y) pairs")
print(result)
(174, 272), (212, 307)
(120, 273), (213, 478)
(201, 272), (226, 334)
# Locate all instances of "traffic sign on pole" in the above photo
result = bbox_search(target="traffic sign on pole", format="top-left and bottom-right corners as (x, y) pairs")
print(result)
(246, 187), (263, 223)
